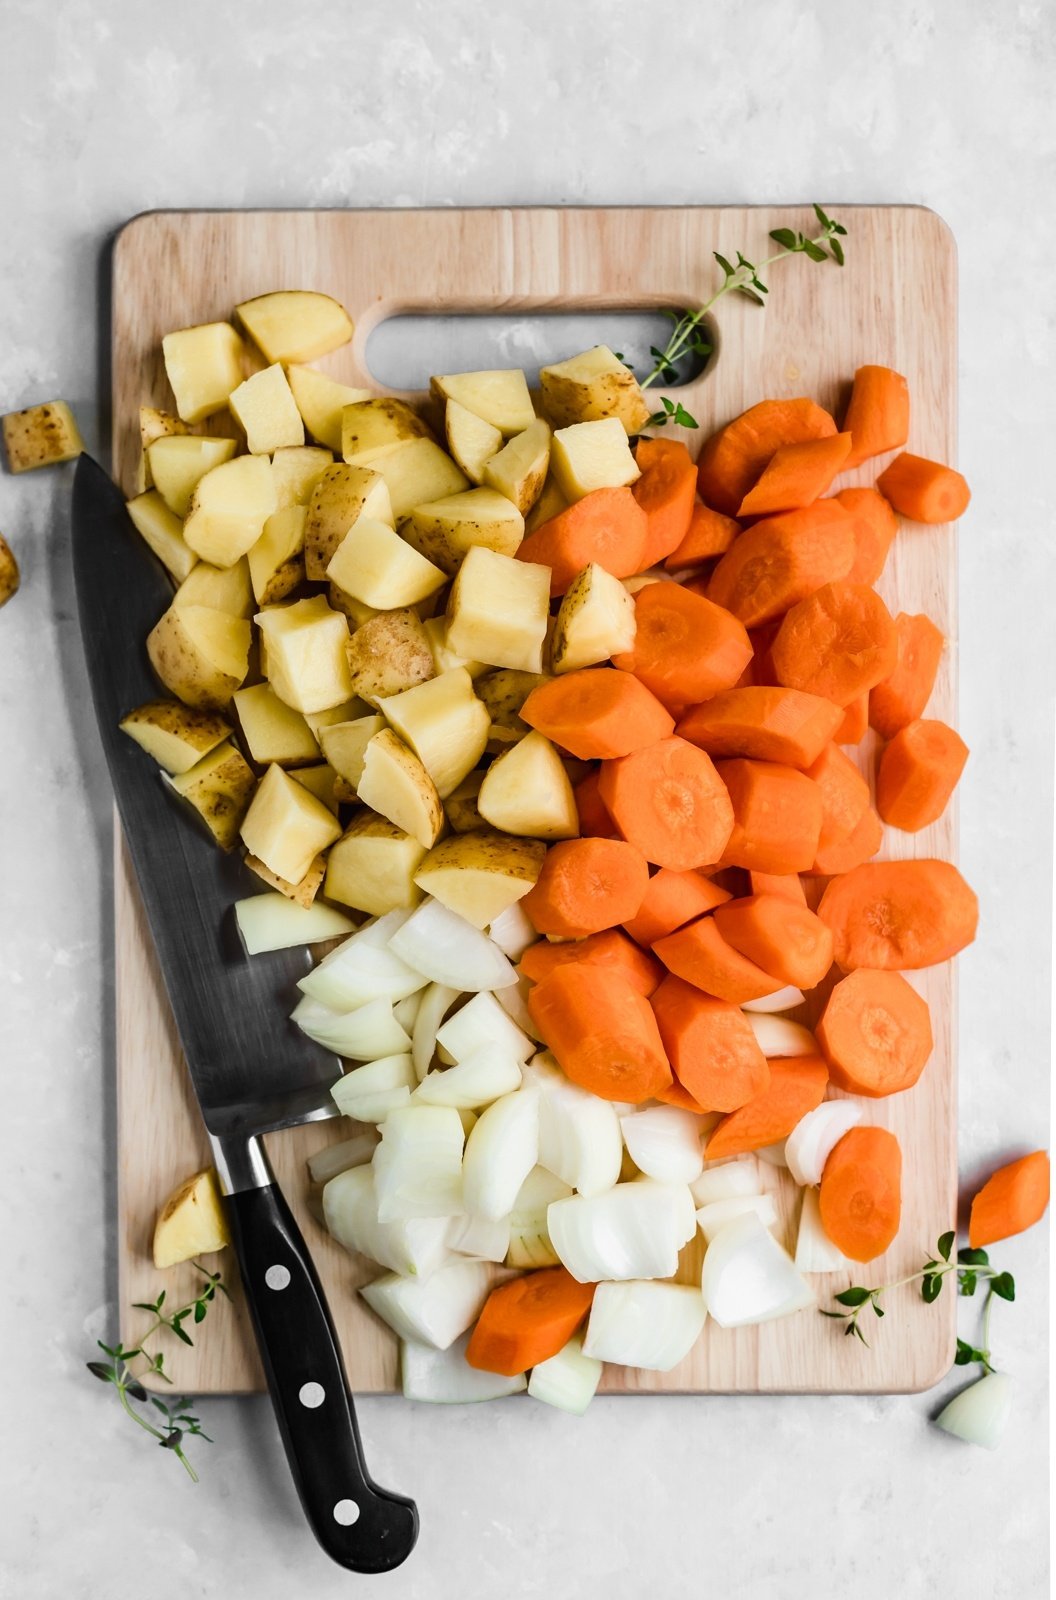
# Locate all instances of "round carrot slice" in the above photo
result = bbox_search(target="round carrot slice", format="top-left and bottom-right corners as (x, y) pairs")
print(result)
(819, 1126), (902, 1262)
(817, 969), (933, 1097)
(771, 580), (898, 707)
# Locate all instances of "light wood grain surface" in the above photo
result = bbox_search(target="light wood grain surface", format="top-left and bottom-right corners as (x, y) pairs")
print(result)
(112, 205), (958, 1395)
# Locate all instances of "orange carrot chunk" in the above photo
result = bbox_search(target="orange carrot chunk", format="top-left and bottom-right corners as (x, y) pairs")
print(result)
(655, 1078), (710, 1113)
(651, 976), (770, 1112)
(704, 1056), (829, 1159)
(653, 913), (780, 1003)
(749, 870), (807, 906)
(466, 1267), (596, 1376)
(817, 859), (979, 970)
(520, 837), (649, 938)
(677, 685), (843, 770)
(623, 867), (732, 946)
(598, 736), (735, 872)
(771, 580), (898, 707)
(612, 582), (752, 709)
(835, 487), (900, 585)
(527, 964), (672, 1103)
(520, 668), (674, 760)
(738, 432), (853, 518)
(819, 1126), (902, 1262)
(713, 894), (835, 989)
(968, 1152), (1051, 1249)
(807, 742), (871, 856)
(817, 969), (933, 1097)
(697, 398), (838, 516)
(515, 486), (648, 594)
(705, 501), (856, 628)
(809, 805), (883, 877)
(841, 365), (910, 469)
(869, 612), (945, 738)
(632, 437), (699, 567)
(835, 694), (869, 745)
(716, 758), (823, 874)
(665, 501), (741, 569)
(876, 452), (971, 524)
(519, 927), (663, 997)
(876, 718), (968, 832)
(574, 770), (621, 839)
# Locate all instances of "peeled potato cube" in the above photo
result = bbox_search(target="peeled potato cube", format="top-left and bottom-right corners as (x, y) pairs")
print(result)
(445, 398), (503, 484)
(153, 1167), (231, 1268)
(380, 668), (490, 799)
(305, 462), (392, 580)
(147, 435), (238, 518)
(119, 699), (232, 775)
(174, 557), (253, 618)
(413, 831), (545, 928)
(324, 812), (427, 916)
(0, 536), (17, 608)
(240, 762), (342, 882)
(245, 850), (327, 908)
(524, 474), (569, 534)
(478, 731), (579, 840)
(345, 609), (434, 705)
(163, 740), (256, 848)
(291, 762), (342, 815)
(248, 505), (306, 605)
(236, 291), (353, 365)
(256, 595), (354, 714)
(341, 398), (434, 465)
(125, 490), (198, 583)
(374, 439), (470, 520)
(271, 445), (333, 509)
(303, 697), (371, 737)
(286, 365), (372, 451)
(400, 488), (524, 577)
(357, 729), (443, 849)
(161, 322), (245, 423)
(229, 364), (304, 454)
(148, 603), (250, 710)
(233, 682), (320, 765)
(482, 419), (551, 515)
(327, 517), (446, 610)
(551, 417), (641, 502)
(430, 369), (535, 436)
(422, 616), (486, 679)
(446, 546), (550, 672)
(3, 399), (84, 473)
(319, 714), (386, 787)
(183, 455), (277, 568)
(551, 562), (637, 674)
(444, 771), (486, 834)
(540, 345), (651, 433)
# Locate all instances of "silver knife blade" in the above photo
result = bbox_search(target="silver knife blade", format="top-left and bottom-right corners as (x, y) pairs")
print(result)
(72, 454), (342, 1139)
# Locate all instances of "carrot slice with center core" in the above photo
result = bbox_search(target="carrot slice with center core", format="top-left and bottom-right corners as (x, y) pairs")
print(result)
(817, 969), (933, 1097)
(520, 836), (650, 938)
(817, 859), (979, 970)
(819, 1126), (902, 1262)
(612, 582), (752, 708)
(520, 668), (674, 761)
(598, 736), (735, 872)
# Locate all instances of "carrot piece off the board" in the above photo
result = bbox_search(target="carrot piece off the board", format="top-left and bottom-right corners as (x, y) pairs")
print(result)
(968, 1152), (1051, 1249)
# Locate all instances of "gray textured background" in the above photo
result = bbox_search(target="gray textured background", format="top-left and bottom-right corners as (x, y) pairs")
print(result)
(0, 3), (1050, 1597)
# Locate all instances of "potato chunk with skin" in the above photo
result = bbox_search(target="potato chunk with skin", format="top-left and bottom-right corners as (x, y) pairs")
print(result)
(400, 488), (524, 577)
(126, 490), (198, 583)
(240, 762), (342, 883)
(245, 850), (327, 908)
(3, 399), (85, 473)
(482, 419), (551, 515)
(341, 398), (434, 465)
(291, 763), (342, 815)
(147, 436), (238, 518)
(256, 595), (354, 714)
(324, 812), (427, 917)
(445, 398), (502, 484)
(430, 370), (535, 436)
(286, 366), (371, 451)
(327, 517), (446, 609)
(183, 455), (277, 568)
(525, 474), (568, 533)
(358, 729), (444, 849)
(229, 364), (305, 454)
(374, 439), (470, 520)
(345, 609), (434, 705)
(414, 831), (546, 928)
(119, 699), (231, 775)
(444, 771), (486, 834)
(153, 1168), (231, 1269)
(236, 291), (353, 365)
(270, 445), (332, 508)
(551, 418), (641, 502)
(540, 345), (651, 434)
(148, 603), (251, 710)
(551, 562), (637, 674)
(381, 669), (490, 798)
(319, 714), (386, 787)
(248, 505), (306, 604)
(446, 547), (550, 672)
(423, 616), (486, 679)
(162, 322), (245, 424)
(137, 406), (188, 491)
(478, 730), (580, 841)
(475, 669), (550, 744)
(163, 740), (256, 849)
(174, 557), (253, 618)
(305, 462), (392, 580)
(233, 682), (320, 765)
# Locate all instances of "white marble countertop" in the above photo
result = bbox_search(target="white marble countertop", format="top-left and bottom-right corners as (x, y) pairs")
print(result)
(0, 3), (1050, 1596)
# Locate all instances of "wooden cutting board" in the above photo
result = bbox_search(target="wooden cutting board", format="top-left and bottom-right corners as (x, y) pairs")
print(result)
(112, 206), (958, 1395)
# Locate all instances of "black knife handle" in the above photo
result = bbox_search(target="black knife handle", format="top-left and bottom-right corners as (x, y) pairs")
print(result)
(219, 1137), (418, 1574)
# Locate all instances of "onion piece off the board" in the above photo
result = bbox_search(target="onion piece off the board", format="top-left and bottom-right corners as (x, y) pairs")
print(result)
(934, 1373), (1014, 1451)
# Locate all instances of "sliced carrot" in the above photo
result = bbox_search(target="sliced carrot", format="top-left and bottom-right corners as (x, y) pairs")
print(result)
(697, 398), (838, 516)
(738, 432), (853, 517)
(527, 964), (671, 1103)
(515, 486), (648, 594)
(651, 976), (770, 1112)
(810, 805), (883, 876)
(520, 668), (674, 760)
(632, 437), (698, 567)
(771, 580), (898, 706)
(876, 452), (971, 523)
(705, 501), (856, 628)
(622, 867), (732, 946)
(818, 1126), (902, 1262)
(841, 365), (910, 469)
(677, 685), (843, 770)
(749, 870), (807, 906)
(969, 1152), (1051, 1249)
(817, 859), (979, 970)
(869, 612), (945, 738)
(598, 736), (735, 871)
(665, 501), (740, 569)
(807, 742), (871, 856)
(817, 969), (933, 1097)
(713, 894), (834, 989)
(466, 1267), (596, 1375)
(653, 913), (780, 1003)
(574, 770), (621, 839)
(836, 694), (869, 745)
(836, 487), (899, 584)
(520, 926), (662, 997)
(876, 717), (968, 832)
(715, 758), (823, 874)
(704, 1056), (829, 1159)
(520, 836), (649, 938)
(611, 582), (752, 708)
(655, 1078), (710, 1113)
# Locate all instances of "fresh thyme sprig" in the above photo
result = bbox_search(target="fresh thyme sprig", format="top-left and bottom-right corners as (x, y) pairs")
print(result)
(86, 1262), (229, 1481)
(639, 203), (848, 429)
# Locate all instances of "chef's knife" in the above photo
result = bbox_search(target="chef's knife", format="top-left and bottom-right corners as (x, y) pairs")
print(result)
(72, 454), (418, 1574)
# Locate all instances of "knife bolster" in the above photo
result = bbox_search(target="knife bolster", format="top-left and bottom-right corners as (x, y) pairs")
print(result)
(210, 1130), (273, 1195)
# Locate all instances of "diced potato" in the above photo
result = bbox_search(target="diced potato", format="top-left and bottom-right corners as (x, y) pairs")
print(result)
(305, 462), (392, 579)
(147, 435), (238, 518)
(444, 398), (502, 484)
(400, 488), (524, 577)
(357, 729), (443, 850)
(248, 505), (306, 605)
(256, 595), (354, 714)
(137, 406), (188, 490)
(540, 345), (651, 433)
(482, 419), (551, 515)
(163, 740), (256, 848)
(319, 714), (385, 787)
(413, 831), (545, 928)
(245, 850), (327, 908)
(286, 365), (372, 451)
(422, 616), (486, 679)
(229, 364), (305, 454)
(173, 557), (253, 618)
(444, 770), (486, 834)
(345, 609), (434, 705)
(430, 370), (535, 436)
(446, 547), (550, 672)
(551, 562), (637, 674)
(3, 399), (84, 473)
(327, 518), (446, 610)
(183, 455), (277, 568)
(148, 603), (251, 710)
(119, 699), (232, 775)
(0, 535), (20, 608)
(477, 731), (579, 840)
(235, 291), (353, 365)
(524, 473), (568, 533)
(233, 682), (320, 765)
(341, 398), (434, 465)
(290, 762), (342, 815)
(240, 762), (342, 883)
(324, 812), (427, 917)
(126, 490), (198, 583)
(153, 1168), (231, 1269)
(375, 439), (470, 520)
(327, 585), (380, 627)
(475, 669), (552, 738)
(161, 322), (245, 424)
(381, 669), (490, 799)
(302, 698), (371, 737)
(551, 417), (641, 502)
(270, 444), (333, 508)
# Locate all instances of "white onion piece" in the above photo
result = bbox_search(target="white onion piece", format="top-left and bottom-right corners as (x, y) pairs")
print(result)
(292, 995), (412, 1061)
(330, 1053), (417, 1124)
(702, 1212), (815, 1327)
(745, 1014), (818, 1057)
(523, 1052), (622, 1197)
(446, 1212), (511, 1263)
(548, 1181), (695, 1283)
(583, 1281), (707, 1372)
(620, 1106), (705, 1184)
(741, 984), (806, 1015)
(393, 991), (423, 1034)
(462, 1088), (540, 1221)
(412, 983), (460, 1082)
(300, 912), (427, 1008)
(360, 1260), (491, 1350)
(527, 1333), (603, 1414)
(373, 1104), (465, 1221)
(690, 1158), (761, 1207)
(389, 899), (518, 992)
(306, 1130), (378, 1186)
(322, 1165), (450, 1277)
(436, 991), (535, 1064)
(458, 1108), (478, 1137)
(695, 1193), (778, 1245)
(412, 1047), (523, 1111)
(494, 974), (545, 1041)
(785, 1100), (863, 1187)
(487, 901), (538, 960)
(235, 893), (355, 955)
(401, 1332), (526, 1402)
(794, 1185), (854, 1273)
(934, 1372), (1013, 1450)
(506, 1165), (572, 1267)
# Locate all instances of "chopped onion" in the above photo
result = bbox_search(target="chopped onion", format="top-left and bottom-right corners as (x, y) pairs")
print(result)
(330, 1053), (416, 1123)
(934, 1372), (1013, 1450)
(741, 984), (806, 1014)
(583, 1281), (707, 1372)
(373, 1104), (465, 1221)
(548, 1181), (695, 1283)
(494, 975), (545, 1041)
(360, 1259), (492, 1350)
(412, 983), (460, 1082)
(701, 1211), (815, 1327)
(458, 1107), (478, 1137)
(462, 1088), (540, 1221)
(745, 1014), (818, 1057)
(695, 1193), (778, 1245)
(322, 1165), (450, 1277)
(306, 1130), (378, 1186)
(401, 1331), (527, 1402)
(506, 1165), (572, 1267)
(235, 893), (356, 955)
(527, 1333), (602, 1414)
(412, 1047), (523, 1110)
(446, 1212), (511, 1263)
(794, 1185), (853, 1273)
(292, 995), (412, 1061)
(785, 1100), (863, 1187)
(299, 914), (427, 1009)
(620, 1106), (705, 1184)
(389, 899), (518, 992)
(756, 1142), (789, 1167)
(690, 1158), (761, 1207)
(488, 901), (538, 960)
(523, 1052), (622, 1197)
(436, 991), (535, 1064)
(393, 991), (423, 1034)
